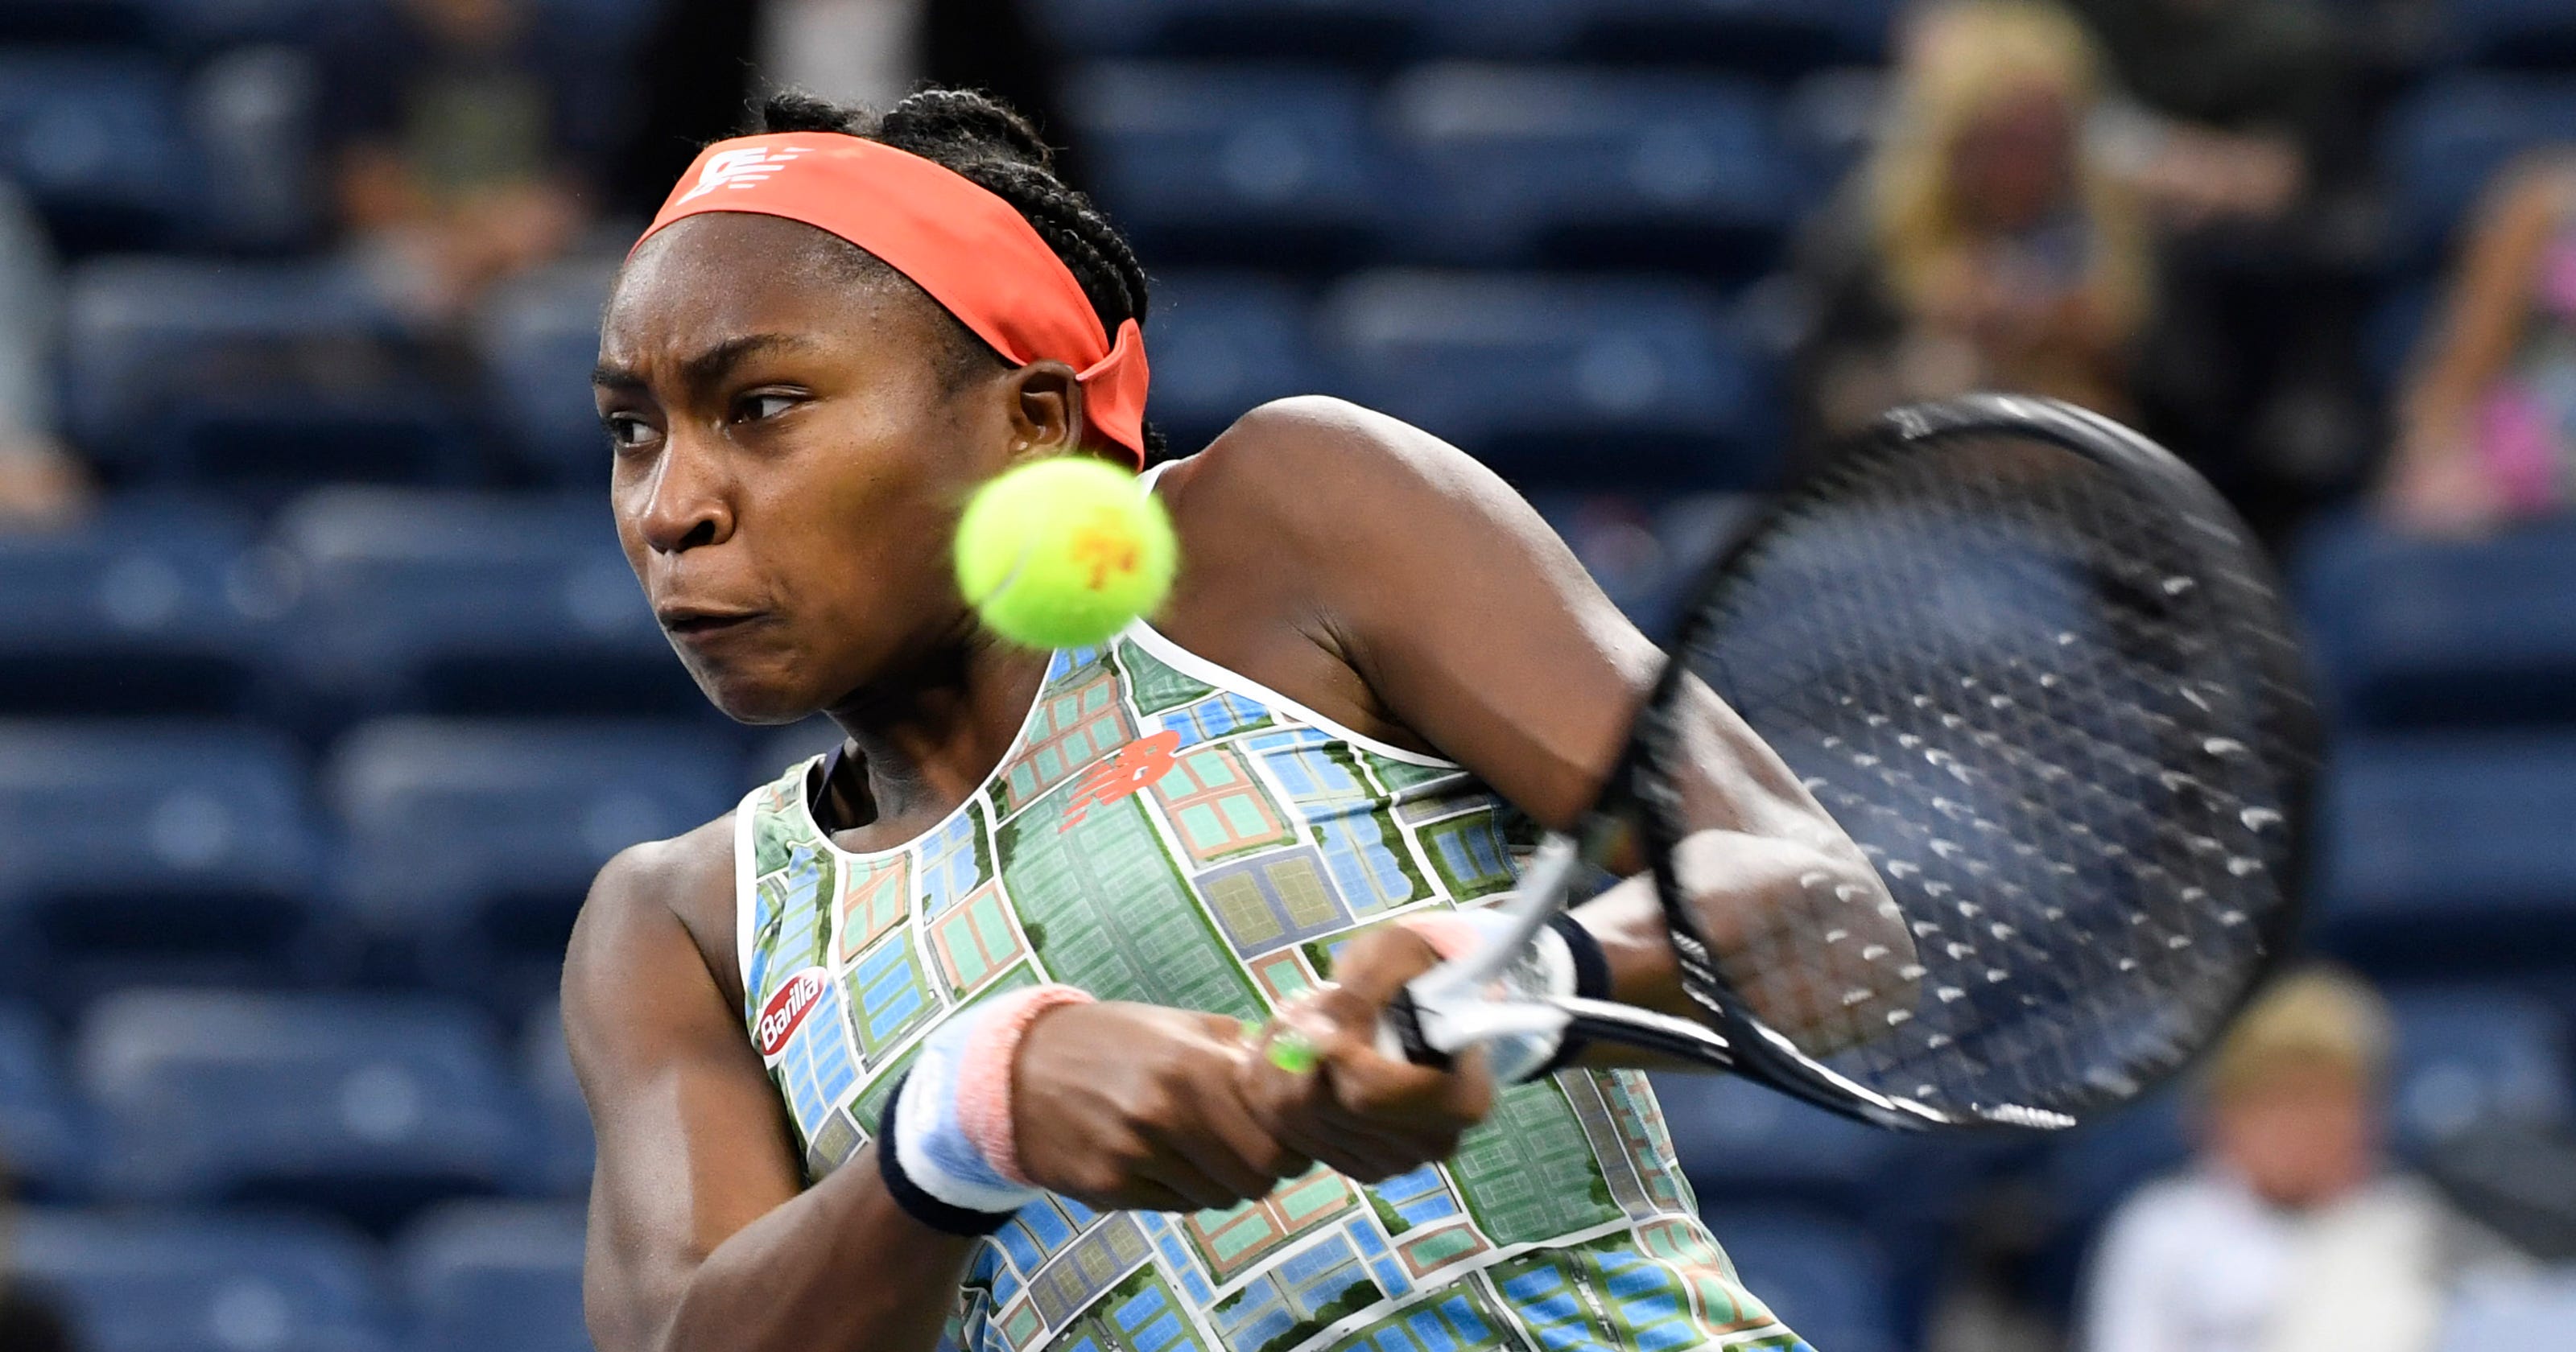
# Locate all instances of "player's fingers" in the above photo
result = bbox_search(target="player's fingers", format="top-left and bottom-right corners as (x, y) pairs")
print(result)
(1187, 1063), (1316, 1189)
(1134, 1140), (1269, 1214)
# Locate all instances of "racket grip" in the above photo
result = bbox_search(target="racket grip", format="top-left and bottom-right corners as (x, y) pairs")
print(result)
(1382, 987), (1452, 1070)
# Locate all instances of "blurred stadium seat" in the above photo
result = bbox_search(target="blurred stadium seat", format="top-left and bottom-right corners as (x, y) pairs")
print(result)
(1067, 63), (1384, 269)
(80, 990), (536, 1232)
(1034, 0), (1429, 63)
(2320, 736), (2576, 975)
(2328, 731), (2576, 973)
(1142, 270), (1323, 454)
(2298, 513), (2576, 728)
(517, 1003), (590, 1197)
(2384, 74), (2576, 266)
(326, 719), (737, 998)
(0, 1003), (88, 1201)
(1319, 270), (1773, 488)
(1699, 1208), (1899, 1352)
(0, 500), (281, 718)
(1649, 1074), (1911, 1221)
(1385, 65), (1798, 276)
(476, 260), (619, 485)
(62, 259), (477, 490)
(1428, 0), (1894, 76)
(14, 1208), (391, 1352)
(0, 721), (336, 1001)
(0, 51), (196, 251)
(2386, 986), (2573, 1156)
(397, 1200), (589, 1352)
(271, 490), (697, 725)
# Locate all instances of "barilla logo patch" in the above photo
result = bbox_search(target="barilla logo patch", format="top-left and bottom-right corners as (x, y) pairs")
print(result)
(678, 146), (811, 204)
(757, 967), (831, 1057)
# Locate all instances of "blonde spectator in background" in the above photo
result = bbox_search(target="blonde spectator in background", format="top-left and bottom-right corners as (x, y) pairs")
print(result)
(2384, 157), (2576, 534)
(2081, 967), (2512, 1352)
(1791, 1), (2151, 457)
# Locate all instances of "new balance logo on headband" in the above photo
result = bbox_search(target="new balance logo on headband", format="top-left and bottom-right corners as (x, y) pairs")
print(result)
(676, 145), (813, 204)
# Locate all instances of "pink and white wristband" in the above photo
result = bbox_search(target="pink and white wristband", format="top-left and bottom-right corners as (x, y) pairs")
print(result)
(877, 983), (1093, 1235)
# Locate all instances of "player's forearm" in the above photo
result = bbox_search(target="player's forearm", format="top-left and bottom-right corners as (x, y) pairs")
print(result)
(1571, 830), (1909, 1061)
(646, 1149), (974, 1352)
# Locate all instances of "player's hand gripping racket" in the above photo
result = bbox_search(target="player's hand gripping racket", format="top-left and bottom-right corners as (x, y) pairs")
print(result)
(1299, 396), (2319, 1131)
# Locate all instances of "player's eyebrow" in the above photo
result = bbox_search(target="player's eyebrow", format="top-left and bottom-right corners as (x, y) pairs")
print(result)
(592, 332), (823, 394)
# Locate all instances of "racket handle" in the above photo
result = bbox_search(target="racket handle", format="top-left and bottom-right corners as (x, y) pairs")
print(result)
(1382, 987), (1451, 1070)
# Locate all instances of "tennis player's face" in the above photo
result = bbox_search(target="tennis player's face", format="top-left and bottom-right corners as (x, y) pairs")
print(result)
(596, 215), (1017, 723)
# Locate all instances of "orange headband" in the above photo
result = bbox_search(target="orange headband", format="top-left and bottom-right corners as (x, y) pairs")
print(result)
(638, 133), (1151, 466)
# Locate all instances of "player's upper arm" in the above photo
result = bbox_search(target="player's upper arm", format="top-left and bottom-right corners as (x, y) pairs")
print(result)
(564, 821), (803, 1352)
(1179, 396), (1812, 842)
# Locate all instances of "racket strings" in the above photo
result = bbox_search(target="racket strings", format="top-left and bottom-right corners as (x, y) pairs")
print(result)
(1685, 431), (2301, 1119)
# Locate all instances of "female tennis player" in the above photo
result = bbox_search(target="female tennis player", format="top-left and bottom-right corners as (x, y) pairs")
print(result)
(565, 89), (1890, 1352)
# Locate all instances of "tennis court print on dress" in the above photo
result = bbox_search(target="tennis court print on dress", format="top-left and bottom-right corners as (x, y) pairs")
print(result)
(730, 624), (1810, 1352)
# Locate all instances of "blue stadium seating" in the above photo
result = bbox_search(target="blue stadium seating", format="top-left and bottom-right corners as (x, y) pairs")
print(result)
(476, 261), (619, 486)
(2297, 513), (2576, 729)
(397, 1201), (590, 1352)
(80, 991), (537, 1232)
(0, 500), (277, 719)
(325, 719), (738, 997)
(1428, 0), (1896, 75)
(2446, 0), (2576, 71)
(1067, 63), (1385, 268)
(1699, 1208), (1899, 1352)
(1386, 66), (1798, 277)
(2439, 1272), (2576, 1352)
(0, 52), (196, 251)
(2319, 736), (2576, 975)
(272, 490), (700, 723)
(14, 1209), (392, 1352)
(2384, 75), (2576, 266)
(518, 1003), (590, 1197)
(1143, 270), (1325, 454)
(2386, 986), (2572, 1156)
(61, 259), (477, 490)
(0, 722), (336, 1001)
(0, 1004), (88, 1201)
(1034, 0), (1430, 63)
(1648, 1074), (1912, 1220)
(1319, 271), (1773, 488)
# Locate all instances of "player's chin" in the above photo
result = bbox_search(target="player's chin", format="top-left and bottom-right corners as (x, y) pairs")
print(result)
(672, 649), (828, 727)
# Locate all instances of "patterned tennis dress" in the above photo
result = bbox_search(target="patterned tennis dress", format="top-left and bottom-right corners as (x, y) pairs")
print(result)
(732, 623), (1809, 1352)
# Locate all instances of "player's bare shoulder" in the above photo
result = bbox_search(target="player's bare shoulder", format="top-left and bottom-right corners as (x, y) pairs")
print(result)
(565, 812), (747, 1015)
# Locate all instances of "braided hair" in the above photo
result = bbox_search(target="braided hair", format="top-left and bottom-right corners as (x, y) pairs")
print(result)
(754, 89), (1168, 462)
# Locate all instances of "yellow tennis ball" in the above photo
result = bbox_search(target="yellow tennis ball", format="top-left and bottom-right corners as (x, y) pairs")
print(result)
(954, 457), (1179, 649)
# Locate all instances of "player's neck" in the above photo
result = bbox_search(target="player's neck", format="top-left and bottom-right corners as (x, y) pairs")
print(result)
(817, 634), (1052, 838)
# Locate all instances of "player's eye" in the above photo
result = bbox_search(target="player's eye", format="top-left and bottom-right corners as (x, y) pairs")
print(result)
(601, 413), (657, 449)
(733, 393), (801, 424)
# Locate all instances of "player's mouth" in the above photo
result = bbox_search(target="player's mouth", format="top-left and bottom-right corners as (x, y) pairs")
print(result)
(658, 607), (770, 641)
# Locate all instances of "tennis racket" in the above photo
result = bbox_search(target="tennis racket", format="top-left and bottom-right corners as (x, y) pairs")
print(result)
(1377, 394), (2318, 1132)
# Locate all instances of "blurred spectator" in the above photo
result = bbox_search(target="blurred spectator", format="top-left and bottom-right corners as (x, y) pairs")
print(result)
(319, 0), (621, 328)
(0, 179), (87, 528)
(1790, 1), (2150, 457)
(2070, 0), (2373, 547)
(614, 0), (1080, 221)
(2383, 157), (2576, 535)
(2068, 0), (2357, 233)
(761, 0), (923, 113)
(2080, 967), (2517, 1352)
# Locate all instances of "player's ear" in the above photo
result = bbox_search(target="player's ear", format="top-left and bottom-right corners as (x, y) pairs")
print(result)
(1003, 361), (1085, 460)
